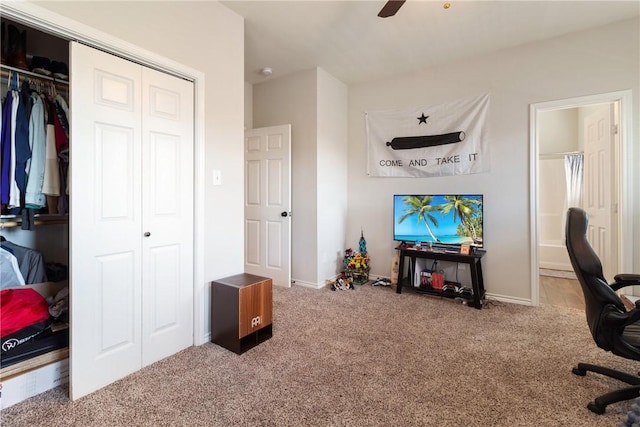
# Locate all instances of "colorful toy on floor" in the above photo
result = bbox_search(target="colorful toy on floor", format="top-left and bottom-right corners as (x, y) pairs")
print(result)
(327, 274), (354, 291)
(371, 278), (391, 287)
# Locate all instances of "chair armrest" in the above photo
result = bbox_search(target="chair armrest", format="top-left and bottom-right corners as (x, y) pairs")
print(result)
(610, 274), (640, 291)
(605, 307), (640, 327)
(614, 273), (640, 283)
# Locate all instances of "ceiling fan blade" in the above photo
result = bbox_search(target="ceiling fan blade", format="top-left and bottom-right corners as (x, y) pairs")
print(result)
(378, 0), (407, 18)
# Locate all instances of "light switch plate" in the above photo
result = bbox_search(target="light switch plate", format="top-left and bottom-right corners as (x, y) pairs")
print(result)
(212, 169), (222, 186)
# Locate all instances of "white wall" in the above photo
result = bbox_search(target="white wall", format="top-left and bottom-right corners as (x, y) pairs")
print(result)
(539, 109), (579, 155)
(253, 69), (319, 285)
(316, 68), (348, 283)
(348, 18), (639, 303)
(253, 67), (348, 286)
(30, 1), (246, 337)
(245, 82), (253, 130)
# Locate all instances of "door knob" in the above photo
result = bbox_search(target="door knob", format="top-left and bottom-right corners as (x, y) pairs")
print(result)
(281, 211), (288, 217)
(144, 232), (151, 237)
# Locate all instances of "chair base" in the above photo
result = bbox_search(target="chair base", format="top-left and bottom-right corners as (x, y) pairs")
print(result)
(573, 362), (640, 414)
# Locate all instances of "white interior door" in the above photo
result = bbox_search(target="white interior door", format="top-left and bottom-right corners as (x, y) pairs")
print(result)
(71, 42), (194, 400)
(141, 67), (194, 365)
(583, 104), (615, 280)
(244, 125), (291, 287)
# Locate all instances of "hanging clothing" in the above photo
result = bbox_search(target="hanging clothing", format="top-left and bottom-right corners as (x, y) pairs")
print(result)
(53, 103), (68, 154)
(14, 85), (33, 208)
(25, 93), (47, 208)
(55, 98), (70, 197)
(42, 98), (61, 197)
(54, 94), (69, 131)
(1, 74), (68, 215)
(57, 159), (69, 214)
(0, 94), (13, 206)
(53, 98), (70, 211)
(8, 91), (21, 208)
(54, 95), (69, 140)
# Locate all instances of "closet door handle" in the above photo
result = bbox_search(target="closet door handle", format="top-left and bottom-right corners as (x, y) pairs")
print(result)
(144, 232), (151, 237)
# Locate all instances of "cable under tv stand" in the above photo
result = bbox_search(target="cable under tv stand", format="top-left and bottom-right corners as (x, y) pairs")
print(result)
(395, 245), (487, 309)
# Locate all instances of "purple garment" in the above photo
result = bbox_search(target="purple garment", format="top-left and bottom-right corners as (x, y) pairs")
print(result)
(1, 94), (14, 205)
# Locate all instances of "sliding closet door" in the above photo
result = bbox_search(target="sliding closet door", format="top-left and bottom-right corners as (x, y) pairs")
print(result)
(71, 42), (143, 400)
(141, 67), (194, 365)
(70, 42), (194, 400)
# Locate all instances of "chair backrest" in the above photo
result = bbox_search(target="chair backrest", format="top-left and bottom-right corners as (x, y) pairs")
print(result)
(565, 207), (626, 351)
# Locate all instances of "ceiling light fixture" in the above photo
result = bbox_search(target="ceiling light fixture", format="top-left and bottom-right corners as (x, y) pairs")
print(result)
(259, 67), (273, 77)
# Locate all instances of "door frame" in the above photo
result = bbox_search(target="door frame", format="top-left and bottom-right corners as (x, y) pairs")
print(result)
(529, 90), (633, 306)
(2, 3), (207, 343)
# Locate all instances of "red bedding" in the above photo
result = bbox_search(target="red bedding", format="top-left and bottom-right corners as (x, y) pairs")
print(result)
(1, 288), (51, 337)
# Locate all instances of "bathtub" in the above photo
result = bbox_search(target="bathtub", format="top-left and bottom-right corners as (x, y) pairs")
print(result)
(539, 240), (572, 271)
(538, 157), (573, 272)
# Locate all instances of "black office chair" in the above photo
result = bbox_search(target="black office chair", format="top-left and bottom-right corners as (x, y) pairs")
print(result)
(565, 207), (640, 414)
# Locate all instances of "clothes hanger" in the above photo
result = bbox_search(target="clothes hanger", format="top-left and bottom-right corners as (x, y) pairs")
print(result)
(7, 71), (18, 91)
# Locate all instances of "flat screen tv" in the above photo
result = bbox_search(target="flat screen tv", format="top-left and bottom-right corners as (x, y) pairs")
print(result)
(393, 194), (483, 247)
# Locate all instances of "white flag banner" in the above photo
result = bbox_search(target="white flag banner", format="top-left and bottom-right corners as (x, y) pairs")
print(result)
(366, 94), (490, 177)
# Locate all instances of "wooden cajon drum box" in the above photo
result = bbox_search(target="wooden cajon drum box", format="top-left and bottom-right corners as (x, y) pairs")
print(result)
(210, 273), (273, 354)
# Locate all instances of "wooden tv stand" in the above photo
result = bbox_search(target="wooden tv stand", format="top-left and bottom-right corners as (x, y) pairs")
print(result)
(396, 246), (486, 309)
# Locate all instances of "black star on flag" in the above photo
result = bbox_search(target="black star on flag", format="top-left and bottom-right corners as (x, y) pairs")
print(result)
(417, 113), (429, 124)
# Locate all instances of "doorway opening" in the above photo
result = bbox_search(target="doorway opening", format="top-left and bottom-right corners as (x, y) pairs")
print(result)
(530, 90), (633, 307)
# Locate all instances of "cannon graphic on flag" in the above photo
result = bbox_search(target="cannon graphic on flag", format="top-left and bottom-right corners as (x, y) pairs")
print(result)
(386, 131), (465, 150)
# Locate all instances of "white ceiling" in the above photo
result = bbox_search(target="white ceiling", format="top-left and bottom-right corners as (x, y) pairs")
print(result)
(222, 0), (640, 85)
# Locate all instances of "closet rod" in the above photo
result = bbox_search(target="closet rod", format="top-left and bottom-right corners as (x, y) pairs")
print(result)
(1, 64), (69, 88)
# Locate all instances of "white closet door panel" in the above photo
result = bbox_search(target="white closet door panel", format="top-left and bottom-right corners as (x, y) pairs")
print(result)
(141, 67), (194, 365)
(96, 252), (136, 351)
(70, 42), (143, 400)
(95, 124), (136, 219)
(147, 245), (180, 327)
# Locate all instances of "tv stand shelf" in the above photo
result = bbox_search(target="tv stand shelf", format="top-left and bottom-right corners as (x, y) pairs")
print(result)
(396, 246), (486, 309)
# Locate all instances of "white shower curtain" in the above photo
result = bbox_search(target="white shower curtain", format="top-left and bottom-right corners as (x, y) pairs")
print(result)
(562, 153), (583, 242)
(564, 153), (584, 208)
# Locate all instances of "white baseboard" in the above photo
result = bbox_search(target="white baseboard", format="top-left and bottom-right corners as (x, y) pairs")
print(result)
(200, 333), (211, 345)
(539, 261), (572, 271)
(285, 278), (535, 307)
(486, 293), (533, 306)
(292, 279), (325, 290)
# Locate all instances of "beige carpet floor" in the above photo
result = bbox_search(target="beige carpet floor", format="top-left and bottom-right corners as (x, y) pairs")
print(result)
(1, 284), (638, 426)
